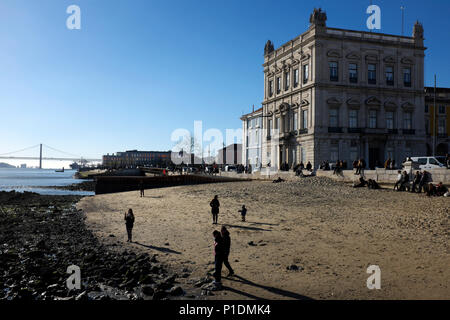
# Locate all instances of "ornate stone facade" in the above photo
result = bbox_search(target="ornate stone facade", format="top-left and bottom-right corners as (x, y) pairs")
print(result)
(261, 8), (427, 169)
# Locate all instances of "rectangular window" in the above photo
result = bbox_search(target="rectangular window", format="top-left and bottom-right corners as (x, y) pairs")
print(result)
(275, 117), (280, 130)
(386, 111), (394, 129)
(284, 72), (290, 91)
(276, 77), (281, 94)
(329, 109), (338, 127)
(368, 64), (376, 84)
(267, 119), (272, 136)
(425, 104), (429, 113)
(329, 62), (338, 81)
(438, 105), (445, 114)
(330, 145), (339, 162)
(349, 63), (358, 83)
(293, 112), (298, 131)
(302, 109), (308, 129)
(425, 119), (429, 134)
(293, 69), (299, 87)
(369, 110), (377, 128)
(301, 147), (307, 162)
(386, 66), (394, 86)
(438, 119), (445, 134)
(348, 110), (358, 128)
(403, 112), (412, 130)
(303, 64), (309, 84)
(268, 80), (273, 97)
(403, 68), (411, 87)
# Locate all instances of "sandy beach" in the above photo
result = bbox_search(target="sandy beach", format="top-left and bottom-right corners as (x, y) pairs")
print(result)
(78, 177), (449, 300)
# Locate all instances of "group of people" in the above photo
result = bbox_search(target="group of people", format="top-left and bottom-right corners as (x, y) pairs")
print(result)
(209, 195), (247, 224)
(352, 158), (366, 175)
(211, 226), (234, 290)
(383, 158), (397, 170)
(332, 160), (348, 175)
(352, 177), (380, 189)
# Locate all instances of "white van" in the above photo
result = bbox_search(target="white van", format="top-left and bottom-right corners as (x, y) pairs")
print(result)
(410, 156), (446, 169)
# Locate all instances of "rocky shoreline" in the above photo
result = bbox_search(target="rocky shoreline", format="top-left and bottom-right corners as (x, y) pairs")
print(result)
(34, 181), (96, 192)
(0, 191), (184, 301)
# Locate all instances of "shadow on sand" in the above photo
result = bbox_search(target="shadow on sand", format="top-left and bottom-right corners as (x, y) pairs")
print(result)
(226, 275), (313, 300)
(224, 224), (272, 232)
(133, 241), (182, 255)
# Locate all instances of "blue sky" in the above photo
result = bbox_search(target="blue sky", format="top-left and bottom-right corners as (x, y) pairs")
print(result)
(1, 0), (449, 167)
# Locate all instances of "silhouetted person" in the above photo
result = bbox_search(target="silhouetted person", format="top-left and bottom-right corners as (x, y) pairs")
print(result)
(367, 179), (380, 189)
(394, 170), (402, 190)
(399, 171), (410, 191)
(212, 230), (224, 289)
(418, 171), (428, 193)
(220, 226), (234, 277)
(353, 176), (367, 188)
(210, 195), (220, 224)
(306, 161), (312, 172)
(435, 182), (448, 196)
(124, 208), (135, 242)
(139, 180), (145, 197)
(411, 171), (422, 193)
(238, 205), (247, 222)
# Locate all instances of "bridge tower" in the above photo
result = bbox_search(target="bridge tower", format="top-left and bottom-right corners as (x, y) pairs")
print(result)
(39, 144), (42, 169)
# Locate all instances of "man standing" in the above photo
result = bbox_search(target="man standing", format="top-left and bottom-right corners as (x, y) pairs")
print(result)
(212, 230), (224, 290)
(221, 226), (234, 277)
(210, 195), (220, 224)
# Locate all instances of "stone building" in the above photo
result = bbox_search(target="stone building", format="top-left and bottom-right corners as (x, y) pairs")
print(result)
(102, 150), (171, 168)
(241, 107), (263, 169)
(261, 8), (427, 170)
(424, 87), (450, 156)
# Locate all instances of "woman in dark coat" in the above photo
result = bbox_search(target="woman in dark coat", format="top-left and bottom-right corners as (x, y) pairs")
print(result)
(124, 208), (135, 242)
(210, 195), (220, 224)
(220, 226), (234, 276)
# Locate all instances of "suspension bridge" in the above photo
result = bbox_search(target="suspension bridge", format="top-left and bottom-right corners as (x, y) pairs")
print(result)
(0, 144), (102, 169)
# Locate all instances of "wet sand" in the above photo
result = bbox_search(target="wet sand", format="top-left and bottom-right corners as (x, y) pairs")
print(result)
(78, 177), (449, 300)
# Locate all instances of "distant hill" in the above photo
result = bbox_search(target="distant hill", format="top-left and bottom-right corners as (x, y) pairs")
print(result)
(0, 162), (15, 168)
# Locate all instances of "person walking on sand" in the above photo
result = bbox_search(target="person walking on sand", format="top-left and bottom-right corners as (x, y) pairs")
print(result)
(221, 226), (234, 277)
(212, 230), (224, 290)
(210, 195), (220, 224)
(124, 208), (135, 242)
(139, 180), (145, 197)
(238, 205), (247, 222)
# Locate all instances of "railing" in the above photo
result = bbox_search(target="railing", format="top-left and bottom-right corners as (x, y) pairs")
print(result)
(328, 127), (343, 133)
(402, 129), (415, 135)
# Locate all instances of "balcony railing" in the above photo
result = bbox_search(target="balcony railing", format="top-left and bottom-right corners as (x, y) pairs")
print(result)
(328, 127), (343, 133)
(402, 129), (415, 135)
(347, 127), (364, 133)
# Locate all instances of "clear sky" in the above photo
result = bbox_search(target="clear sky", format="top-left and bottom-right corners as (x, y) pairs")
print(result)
(1, 0), (449, 168)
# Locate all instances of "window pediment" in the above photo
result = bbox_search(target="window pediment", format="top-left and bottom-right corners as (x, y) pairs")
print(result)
(401, 57), (414, 65)
(327, 97), (342, 106)
(365, 96), (382, 107)
(346, 52), (361, 60)
(347, 97), (361, 109)
(365, 54), (379, 62)
(327, 49), (342, 58)
(383, 56), (396, 63)
(401, 101), (415, 110)
(384, 101), (398, 110)
(300, 52), (310, 61)
(300, 99), (310, 107)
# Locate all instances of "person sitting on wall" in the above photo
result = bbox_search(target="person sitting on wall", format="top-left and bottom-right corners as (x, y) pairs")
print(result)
(324, 161), (330, 171)
(411, 171), (422, 193)
(394, 170), (403, 191)
(306, 161), (312, 172)
(367, 179), (380, 189)
(353, 176), (367, 188)
(399, 171), (410, 191)
(333, 160), (342, 175)
(425, 182), (436, 197)
(384, 158), (391, 169)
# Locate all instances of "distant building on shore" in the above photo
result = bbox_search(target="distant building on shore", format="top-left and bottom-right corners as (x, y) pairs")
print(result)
(241, 107), (263, 168)
(20, 164), (27, 168)
(260, 8), (427, 170)
(424, 87), (450, 156)
(102, 150), (171, 168)
(216, 144), (242, 165)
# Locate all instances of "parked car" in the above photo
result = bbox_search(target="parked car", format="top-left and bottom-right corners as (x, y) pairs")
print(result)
(410, 156), (446, 169)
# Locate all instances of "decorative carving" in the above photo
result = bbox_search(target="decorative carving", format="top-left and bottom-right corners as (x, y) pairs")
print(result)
(309, 8), (327, 27)
(264, 40), (274, 56)
(300, 99), (310, 107)
(401, 102), (415, 110)
(413, 21), (424, 39)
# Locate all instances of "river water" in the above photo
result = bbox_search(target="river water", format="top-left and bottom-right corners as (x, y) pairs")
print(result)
(0, 168), (94, 196)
